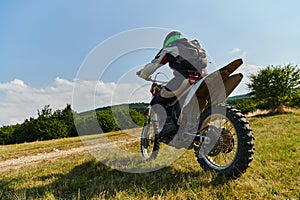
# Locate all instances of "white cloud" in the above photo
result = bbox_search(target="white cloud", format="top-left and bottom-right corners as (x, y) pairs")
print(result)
(72, 79), (150, 112)
(0, 79), (27, 91)
(0, 78), (73, 125)
(0, 78), (150, 125)
(228, 48), (241, 54)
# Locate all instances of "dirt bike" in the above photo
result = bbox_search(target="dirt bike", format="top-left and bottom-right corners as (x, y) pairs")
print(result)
(140, 58), (254, 179)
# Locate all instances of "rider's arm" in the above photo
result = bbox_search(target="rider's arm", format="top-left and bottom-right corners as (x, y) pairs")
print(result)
(136, 46), (179, 80)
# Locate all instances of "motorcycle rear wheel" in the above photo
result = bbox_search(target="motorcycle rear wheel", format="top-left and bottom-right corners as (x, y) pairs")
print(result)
(194, 104), (254, 178)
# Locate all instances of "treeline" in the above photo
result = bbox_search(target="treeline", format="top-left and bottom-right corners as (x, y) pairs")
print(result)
(0, 103), (147, 145)
(227, 89), (300, 114)
(75, 104), (147, 134)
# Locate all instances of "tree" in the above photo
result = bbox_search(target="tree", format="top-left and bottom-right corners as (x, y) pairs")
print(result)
(38, 105), (52, 118)
(290, 89), (300, 108)
(0, 125), (15, 144)
(129, 109), (146, 127)
(235, 99), (257, 114)
(61, 104), (77, 137)
(12, 118), (39, 143)
(248, 64), (300, 110)
(96, 110), (119, 133)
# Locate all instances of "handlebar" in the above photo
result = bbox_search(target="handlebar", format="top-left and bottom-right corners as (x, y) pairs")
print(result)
(147, 72), (169, 84)
(146, 77), (168, 84)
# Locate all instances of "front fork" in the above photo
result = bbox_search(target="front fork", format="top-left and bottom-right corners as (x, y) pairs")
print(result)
(144, 106), (160, 130)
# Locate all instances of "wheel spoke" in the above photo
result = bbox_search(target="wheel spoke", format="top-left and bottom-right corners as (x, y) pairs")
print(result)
(199, 113), (238, 168)
(220, 153), (227, 164)
(195, 105), (254, 179)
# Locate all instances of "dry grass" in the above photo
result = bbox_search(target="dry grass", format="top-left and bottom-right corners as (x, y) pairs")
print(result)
(246, 107), (300, 117)
(0, 113), (299, 199)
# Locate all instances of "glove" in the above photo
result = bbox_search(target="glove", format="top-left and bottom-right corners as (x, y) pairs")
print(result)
(136, 69), (150, 80)
(137, 62), (160, 81)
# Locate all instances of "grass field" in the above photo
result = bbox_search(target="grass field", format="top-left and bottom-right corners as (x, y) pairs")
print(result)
(0, 112), (299, 199)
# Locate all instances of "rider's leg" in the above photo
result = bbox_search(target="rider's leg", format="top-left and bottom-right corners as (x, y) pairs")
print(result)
(150, 75), (190, 138)
(151, 95), (178, 138)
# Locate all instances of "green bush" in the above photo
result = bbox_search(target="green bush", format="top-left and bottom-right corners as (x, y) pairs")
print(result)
(235, 99), (257, 114)
(0, 125), (15, 144)
(248, 64), (300, 110)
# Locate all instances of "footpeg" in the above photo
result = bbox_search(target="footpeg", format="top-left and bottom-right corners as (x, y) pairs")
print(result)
(184, 132), (211, 144)
(194, 135), (211, 144)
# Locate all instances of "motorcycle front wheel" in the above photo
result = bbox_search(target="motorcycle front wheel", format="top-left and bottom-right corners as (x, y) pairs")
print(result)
(194, 104), (254, 178)
(140, 112), (160, 160)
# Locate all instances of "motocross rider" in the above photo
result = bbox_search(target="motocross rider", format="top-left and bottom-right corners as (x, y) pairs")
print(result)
(136, 31), (207, 139)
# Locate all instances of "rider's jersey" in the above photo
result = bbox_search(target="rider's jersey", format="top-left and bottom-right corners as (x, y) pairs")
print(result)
(138, 38), (207, 79)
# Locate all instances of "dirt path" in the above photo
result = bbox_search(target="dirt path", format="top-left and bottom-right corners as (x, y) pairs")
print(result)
(0, 139), (138, 172)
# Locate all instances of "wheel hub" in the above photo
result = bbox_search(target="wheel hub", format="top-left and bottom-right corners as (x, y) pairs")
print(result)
(199, 125), (222, 156)
(221, 128), (234, 153)
(198, 126), (235, 156)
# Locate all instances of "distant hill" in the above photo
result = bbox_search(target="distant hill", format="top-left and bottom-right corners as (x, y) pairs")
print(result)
(80, 93), (252, 116)
(96, 102), (148, 113)
(225, 93), (253, 105)
(80, 102), (148, 116)
(74, 103), (148, 135)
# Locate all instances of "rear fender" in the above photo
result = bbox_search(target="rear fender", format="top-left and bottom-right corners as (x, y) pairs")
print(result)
(205, 73), (243, 105)
(178, 59), (244, 124)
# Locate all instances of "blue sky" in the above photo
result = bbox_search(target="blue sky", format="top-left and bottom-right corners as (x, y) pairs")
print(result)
(0, 0), (300, 124)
